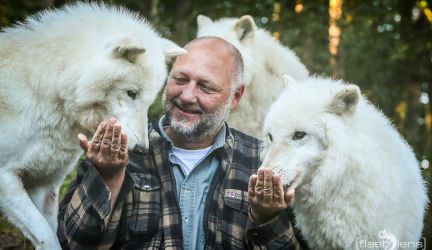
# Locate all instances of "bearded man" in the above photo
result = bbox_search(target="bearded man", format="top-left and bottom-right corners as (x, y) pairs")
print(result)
(58, 37), (307, 249)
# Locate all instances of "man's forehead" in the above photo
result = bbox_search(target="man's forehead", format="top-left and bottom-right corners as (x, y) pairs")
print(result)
(170, 64), (218, 85)
(174, 44), (233, 71)
(169, 38), (235, 87)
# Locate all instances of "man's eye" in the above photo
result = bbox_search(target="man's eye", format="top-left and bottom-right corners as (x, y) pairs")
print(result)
(174, 77), (187, 84)
(292, 131), (306, 140)
(201, 86), (213, 93)
(127, 90), (138, 100)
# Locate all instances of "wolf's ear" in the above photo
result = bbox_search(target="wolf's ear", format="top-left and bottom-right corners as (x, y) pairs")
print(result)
(234, 15), (256, 41)
(161, 38), (187, 59)
(112, 38), (146, 63)
(197, 15), (213, 28)
(328, 84), (361, 116)
(282, 74), (297, 89)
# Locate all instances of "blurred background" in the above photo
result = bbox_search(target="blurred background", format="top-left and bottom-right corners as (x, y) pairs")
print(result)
(0, 0), (430, 248)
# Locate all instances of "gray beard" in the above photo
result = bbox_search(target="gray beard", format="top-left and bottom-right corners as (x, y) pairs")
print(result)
(162, 93), (232, 143)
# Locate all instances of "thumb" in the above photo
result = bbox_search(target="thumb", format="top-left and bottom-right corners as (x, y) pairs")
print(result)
(77, 133), (89, 152)
(284, 187), (295, 205)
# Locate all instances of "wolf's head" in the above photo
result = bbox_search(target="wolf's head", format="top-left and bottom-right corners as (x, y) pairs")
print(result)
(21, 3), (186, 149)
(260, 76), (361, 188)
(66, 33), (184, 149)
(196, 15), (309, 87)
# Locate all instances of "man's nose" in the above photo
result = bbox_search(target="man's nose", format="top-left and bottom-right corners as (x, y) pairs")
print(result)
(179, 82), (197, 104)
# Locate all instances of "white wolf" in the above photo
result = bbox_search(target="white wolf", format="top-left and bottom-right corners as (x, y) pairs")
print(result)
(0, 3), (185, 249)
(261, 75), (428, 249)
(197, 15), (309, 137)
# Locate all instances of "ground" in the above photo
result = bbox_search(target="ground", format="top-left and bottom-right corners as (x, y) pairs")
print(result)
(0, 217), (33, 250)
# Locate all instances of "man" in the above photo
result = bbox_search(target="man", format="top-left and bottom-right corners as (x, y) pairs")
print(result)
(58, 37), (306, 249)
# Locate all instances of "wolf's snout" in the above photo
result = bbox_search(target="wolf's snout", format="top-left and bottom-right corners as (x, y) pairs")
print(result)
(118, 122), (149, 150)
(127, 133), (148, 150)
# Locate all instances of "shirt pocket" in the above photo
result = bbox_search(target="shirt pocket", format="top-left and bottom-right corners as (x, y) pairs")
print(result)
(222, 189), (250, 248)
(128, 173), (161, 236)
(223, 188), (249, 214)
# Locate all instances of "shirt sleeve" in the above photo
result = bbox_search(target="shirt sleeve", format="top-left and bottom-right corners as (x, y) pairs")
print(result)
(246, 207), (309, 249)
(57, 159), (134, 249)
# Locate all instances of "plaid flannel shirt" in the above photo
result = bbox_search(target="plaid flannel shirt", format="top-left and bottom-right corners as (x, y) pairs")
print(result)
(58, 122), (307, 249)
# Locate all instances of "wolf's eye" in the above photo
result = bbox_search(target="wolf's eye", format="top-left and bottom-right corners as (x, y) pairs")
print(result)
(293, 131), (306, 140)
(267, 133), (273, 142)
(127, 90), (138, 100)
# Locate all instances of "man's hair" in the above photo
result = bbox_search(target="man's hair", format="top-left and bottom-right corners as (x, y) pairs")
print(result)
(230, 42), (244, 91)
(184, 36), (244, 92)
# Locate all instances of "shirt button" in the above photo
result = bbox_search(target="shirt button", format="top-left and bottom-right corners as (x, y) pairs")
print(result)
(184, 217), (189, 223)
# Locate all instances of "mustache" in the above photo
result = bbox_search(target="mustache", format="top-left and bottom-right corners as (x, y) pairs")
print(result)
(172, 98), (204, 114)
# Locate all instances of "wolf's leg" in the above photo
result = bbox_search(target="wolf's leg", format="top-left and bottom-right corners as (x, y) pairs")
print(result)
(28, 184), (60, 232)
(0, 171), (61, 250)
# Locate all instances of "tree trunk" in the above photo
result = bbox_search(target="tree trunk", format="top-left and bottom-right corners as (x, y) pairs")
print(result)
(175, 0), (190, 45)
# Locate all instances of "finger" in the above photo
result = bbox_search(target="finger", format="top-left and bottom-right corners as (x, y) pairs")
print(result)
(248, 175), (258, 201)
(110, 123), (122, 156)
(272, 175), (284, 204)
(255, 169), (264, 201)
(262, 168), (273, 203)
(89, 121), (107, 153)
(118, 132), (128, 161)
(284, 187), (295, 205)
(77, 133), (89, 152)
(100, 118), (116, 155)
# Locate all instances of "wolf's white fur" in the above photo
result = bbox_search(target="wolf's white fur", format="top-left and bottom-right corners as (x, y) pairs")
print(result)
(261, 76), (428, 249)
(197, 15), (309, 137)
(0, 3), (184, 249)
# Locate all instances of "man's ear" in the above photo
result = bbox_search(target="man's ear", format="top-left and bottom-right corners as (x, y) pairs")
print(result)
(230, 84), (245, 109)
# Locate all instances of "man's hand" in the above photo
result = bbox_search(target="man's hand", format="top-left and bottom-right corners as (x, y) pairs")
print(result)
(248, 168), (295, 224)
(77, 117), (129, 215)
(77, 117), (128, 181)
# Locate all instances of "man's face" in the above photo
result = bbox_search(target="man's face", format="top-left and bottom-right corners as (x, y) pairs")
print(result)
(162, 40), (236, 139)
